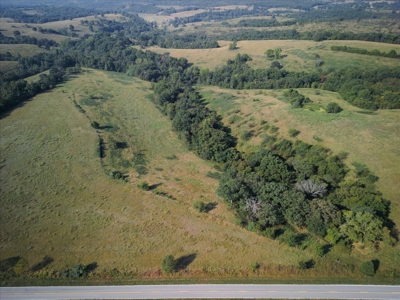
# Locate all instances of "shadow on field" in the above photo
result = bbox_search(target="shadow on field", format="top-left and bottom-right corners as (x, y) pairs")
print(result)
(205, 202), (218, 212)
(0, 256), (21, 272)
(372, 259), (380, 273)
(175, 253), (197, 271)
(86, 262), (98, 274)
(31, 255), (54, 272)
(149, 183), (162, 190)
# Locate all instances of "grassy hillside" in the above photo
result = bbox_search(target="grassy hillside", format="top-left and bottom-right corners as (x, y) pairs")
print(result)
(0, 14), (123, 42)
(0, 44), (48, 57)
(200, 86), (400, 229)
(1, 69), (326, 275)
(145, 39), (400, 72)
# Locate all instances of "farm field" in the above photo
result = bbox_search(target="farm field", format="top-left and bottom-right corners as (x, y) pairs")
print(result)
(200, 86), (400, 228)
(145, 39), (400, 72)
(1, 69), (324, 274)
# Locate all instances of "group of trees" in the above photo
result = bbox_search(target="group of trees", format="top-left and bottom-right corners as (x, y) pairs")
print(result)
(217, 141), (391, 245)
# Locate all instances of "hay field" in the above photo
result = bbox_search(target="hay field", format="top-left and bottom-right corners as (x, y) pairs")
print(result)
(200, 86), (400, 230)
(145, 40), (400, 72)
(0, 69), (317, 274)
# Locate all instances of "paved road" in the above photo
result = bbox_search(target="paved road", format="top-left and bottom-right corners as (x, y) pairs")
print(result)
(2, 284), (400, 299)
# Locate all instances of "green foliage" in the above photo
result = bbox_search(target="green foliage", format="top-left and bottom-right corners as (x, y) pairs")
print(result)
(70, 263), (87, 279)
(91, 121), (100, 129)
(298, 260), (307, 270)
(307, 216), (327, 237)
(162, 254), (176, 274)
(13, 258), (29, 275)
(137, 181), (150, 191)
(109, 170), (124, 180)
(288, 128), (300, 137)
(229, 41), (238, 50)
(325, 227), (342, 245)
(360, 260), (375, 276)
(326, 102), (343, 113)
(283, 231), (300, 247)
(341, 211), (384, 243)
(314, 244), (325, 257)
(250, 262), (260, 272)
(61, 263), (87, 279)
(241, 130), (253, 141)
(283, 89), (312, 108)
(193, 201), (207, 213)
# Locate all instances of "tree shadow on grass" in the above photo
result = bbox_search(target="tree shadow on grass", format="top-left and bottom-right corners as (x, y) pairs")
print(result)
(0, 256), (21, 272)
(205, 202), (218, 213)
(86, 262), (98, 274)
(149, 183), (163, 191)
(31, 256), (54, 272)
(372, 259), (380, 273)
(175, 253), (197, 272)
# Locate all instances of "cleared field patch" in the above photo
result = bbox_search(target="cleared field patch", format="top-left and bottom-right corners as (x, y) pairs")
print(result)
(146, 40), (400, 72)
(200, 86), (400, 231)
(0, 69), (319, 274)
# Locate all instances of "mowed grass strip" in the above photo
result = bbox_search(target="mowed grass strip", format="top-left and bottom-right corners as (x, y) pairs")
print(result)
(146, 40), (400, 72)
(0, 69), (317, 274)
(200, 86), (400, 232)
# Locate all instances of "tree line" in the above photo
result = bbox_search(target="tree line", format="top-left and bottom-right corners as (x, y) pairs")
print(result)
(331, 46), (400, 59)
(0, 32), (58, 49)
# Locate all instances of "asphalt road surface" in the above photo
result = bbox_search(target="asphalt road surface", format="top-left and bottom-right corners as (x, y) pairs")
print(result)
(2, 284), (400, 299)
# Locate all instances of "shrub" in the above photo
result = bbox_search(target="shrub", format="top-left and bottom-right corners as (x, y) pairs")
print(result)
(137, 181), (150, 191)
(250, 262), (260, 272)
(288, 128), (300, 137)
(70, 263), (87, 279)
(285, 232), (299, 247)
(14, 258), (29, 275)
(360, 260), (375, 276)
(298, 261), (307, 270)
(326, 102), (343, 113)
(314, 244), (325, 257)
(241, 130), (253, 141)
(162, 255), (176, 274)
(91, 121), (100, 129)
(193, 201), (206, 213)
